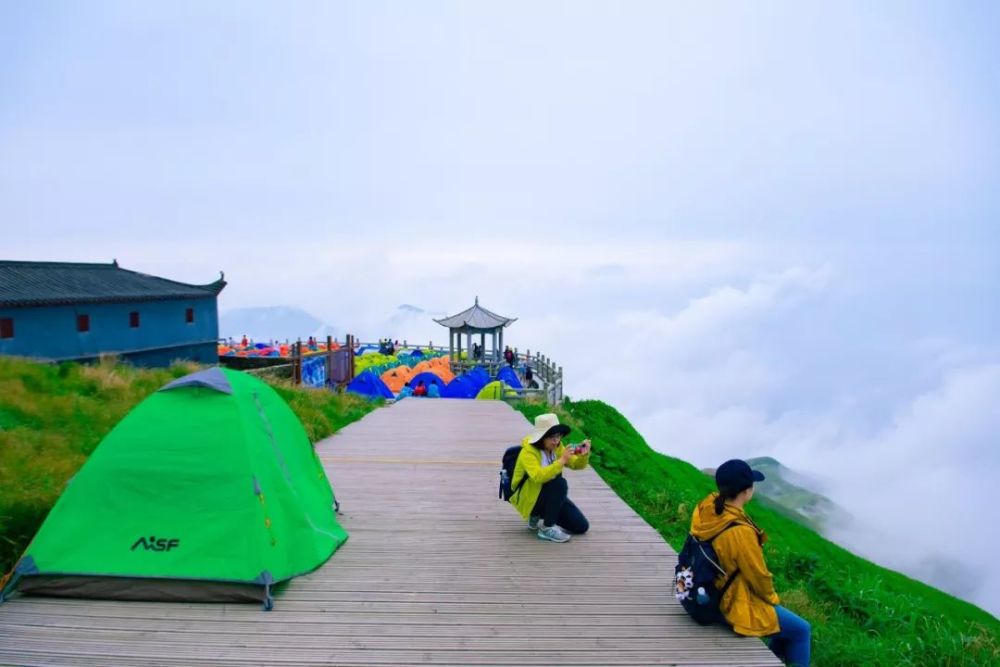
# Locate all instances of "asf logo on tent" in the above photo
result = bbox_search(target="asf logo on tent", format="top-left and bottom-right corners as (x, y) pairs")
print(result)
(131, 536), (181, 552)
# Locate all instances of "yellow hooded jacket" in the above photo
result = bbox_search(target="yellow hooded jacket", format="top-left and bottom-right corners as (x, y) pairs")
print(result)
(690, 493), (780, 636)
(510, 436), (590, 520)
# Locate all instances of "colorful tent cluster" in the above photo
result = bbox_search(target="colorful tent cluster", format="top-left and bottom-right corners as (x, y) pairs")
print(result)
(218, 340), (338, 358)
(346, 357), (521, 403)
(0, 368), (346, 610)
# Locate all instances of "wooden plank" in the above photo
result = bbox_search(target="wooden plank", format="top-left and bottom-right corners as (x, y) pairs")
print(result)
(0, 399), (779, 665)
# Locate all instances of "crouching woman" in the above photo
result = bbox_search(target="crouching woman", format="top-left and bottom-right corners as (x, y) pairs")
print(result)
(511, 413), (591, 543)
(691, 459), (811, 666)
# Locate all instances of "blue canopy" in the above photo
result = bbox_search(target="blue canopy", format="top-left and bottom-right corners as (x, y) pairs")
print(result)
(346, 370), (394, 400)
(409, 372), (447, 391)
(442, 375), (477, 399)
(496, 366), (523, 390)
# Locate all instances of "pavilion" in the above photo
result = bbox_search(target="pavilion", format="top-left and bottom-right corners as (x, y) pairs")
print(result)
(434, 297), (516, 364)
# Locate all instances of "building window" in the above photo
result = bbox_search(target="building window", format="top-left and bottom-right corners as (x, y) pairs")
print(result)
(185, 308), (194, 324)
(129, 311), (140, 328)
(77, 314), (90, 333)
(0, 318), (13, 339)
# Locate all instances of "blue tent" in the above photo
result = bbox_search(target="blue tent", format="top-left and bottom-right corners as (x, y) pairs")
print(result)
(496, 367), (523, 390)
(442, 375), (477, 399)
(409, 372), (447, 393)
(464, 367), (490, 393)
(346, 370), (394, 400)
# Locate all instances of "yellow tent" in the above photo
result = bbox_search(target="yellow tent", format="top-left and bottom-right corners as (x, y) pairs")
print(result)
(475, 380), (517, 400)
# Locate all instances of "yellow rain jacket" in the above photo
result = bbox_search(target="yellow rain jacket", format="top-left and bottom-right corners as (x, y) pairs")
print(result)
(510, 436), (590, 520)
(690, 494), (780, 636)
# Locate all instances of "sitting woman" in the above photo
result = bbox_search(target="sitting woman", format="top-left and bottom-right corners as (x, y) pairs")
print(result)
(511, 414), (591, 543)
(690, 459), (811, 666)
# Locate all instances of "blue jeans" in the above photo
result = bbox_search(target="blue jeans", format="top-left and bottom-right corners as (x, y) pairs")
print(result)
(767, 605), (811, 666)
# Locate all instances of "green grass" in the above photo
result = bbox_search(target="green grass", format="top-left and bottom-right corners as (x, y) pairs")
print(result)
(515, 398), (1000, 667)
(0, 356), (375, 577)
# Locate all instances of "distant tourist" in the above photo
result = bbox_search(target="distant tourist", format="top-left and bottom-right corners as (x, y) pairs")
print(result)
(413, 380), (427, 397)
(504, 346), (514, 367)
(398, 382), (414, 400)
(427, 382), (440, 398)
(241, 335), (248, 348)
(525, 366), (538, 389)
(472, 342), (481, 360)
(510, 414), (591, 542)
(690, 459), (811, 666)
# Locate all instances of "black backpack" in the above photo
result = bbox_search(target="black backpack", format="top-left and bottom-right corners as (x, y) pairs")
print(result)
(499, 445), (527, 501)
(674, 523), (743, 625)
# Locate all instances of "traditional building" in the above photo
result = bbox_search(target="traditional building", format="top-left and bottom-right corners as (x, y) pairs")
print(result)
(434, 297), (516, 363)
(0, 260), (226, 366)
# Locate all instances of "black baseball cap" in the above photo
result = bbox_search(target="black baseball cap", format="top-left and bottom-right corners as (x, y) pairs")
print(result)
(715, 459), (765, 491)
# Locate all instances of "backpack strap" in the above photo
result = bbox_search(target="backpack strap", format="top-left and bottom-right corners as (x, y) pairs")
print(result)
(709, 521), (747, 596)
(707, 521), (744, 544)
(511, 474), (528, 500)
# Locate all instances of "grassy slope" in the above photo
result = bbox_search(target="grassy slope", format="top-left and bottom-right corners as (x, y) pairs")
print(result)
(515, 399), (999, 667)
(0, 356), (376, 576)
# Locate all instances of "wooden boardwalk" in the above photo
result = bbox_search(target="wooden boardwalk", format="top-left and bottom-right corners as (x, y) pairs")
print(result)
(0, 399), (779, 666)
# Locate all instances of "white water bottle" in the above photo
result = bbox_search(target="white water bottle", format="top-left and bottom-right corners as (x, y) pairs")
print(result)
(696, 586), (709, 605)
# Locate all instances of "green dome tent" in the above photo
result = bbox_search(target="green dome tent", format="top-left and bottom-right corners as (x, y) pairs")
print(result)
(475, 380), (518, 400)
(0, 368), (346, 610)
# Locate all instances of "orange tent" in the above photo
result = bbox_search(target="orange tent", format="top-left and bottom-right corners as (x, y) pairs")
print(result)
(381, 366), (415, 393)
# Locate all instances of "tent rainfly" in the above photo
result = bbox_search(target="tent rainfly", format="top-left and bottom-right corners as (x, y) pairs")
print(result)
(0, 367), (346, 610)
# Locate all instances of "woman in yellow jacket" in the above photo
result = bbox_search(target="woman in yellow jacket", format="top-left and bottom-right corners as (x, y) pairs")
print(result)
(511, 414), (592, 542)
(690, 459), (811, 666)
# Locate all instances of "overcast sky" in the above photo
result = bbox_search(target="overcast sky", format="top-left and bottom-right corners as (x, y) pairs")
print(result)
(2, 2), (998, 616)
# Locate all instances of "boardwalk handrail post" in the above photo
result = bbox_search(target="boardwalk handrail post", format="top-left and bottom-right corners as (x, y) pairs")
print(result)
(325, 336), (333, 389)
(293, 340), (302, 385)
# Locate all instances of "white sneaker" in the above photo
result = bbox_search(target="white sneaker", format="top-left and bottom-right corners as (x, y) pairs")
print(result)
(527, 516), (541, 530)
(537, 525), (571, 543)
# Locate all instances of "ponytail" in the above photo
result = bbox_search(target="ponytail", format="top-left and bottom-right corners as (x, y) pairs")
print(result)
(713, 484), (748, 515)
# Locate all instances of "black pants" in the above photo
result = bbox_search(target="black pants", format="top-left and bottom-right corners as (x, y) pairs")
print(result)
(531, 475), (589, 534)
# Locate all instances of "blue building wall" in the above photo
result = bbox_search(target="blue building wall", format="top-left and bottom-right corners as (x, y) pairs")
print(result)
(0, 297), (220, 367)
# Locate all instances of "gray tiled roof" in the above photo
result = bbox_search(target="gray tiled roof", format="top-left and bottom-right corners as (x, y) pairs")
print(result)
(0, 260), (226, 308)
(434, 298), (516, 330)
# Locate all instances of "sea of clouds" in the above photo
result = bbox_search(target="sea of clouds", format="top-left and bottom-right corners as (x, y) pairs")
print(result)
(235, 238), (997, 617)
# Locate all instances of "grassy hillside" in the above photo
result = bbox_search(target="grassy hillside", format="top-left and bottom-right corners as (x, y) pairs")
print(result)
(0, 356), (375, 576)
(515, 399), (999, 667)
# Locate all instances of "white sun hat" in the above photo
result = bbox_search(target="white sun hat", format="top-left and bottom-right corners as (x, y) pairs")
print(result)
(525, 413), (571, 445)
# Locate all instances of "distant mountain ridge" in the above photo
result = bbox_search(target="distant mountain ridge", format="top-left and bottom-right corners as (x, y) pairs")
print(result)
(702, 456), (851, 532)
(220, 306), (337, 343)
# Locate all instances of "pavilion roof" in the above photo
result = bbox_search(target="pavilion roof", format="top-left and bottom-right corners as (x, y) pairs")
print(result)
(434, 298), (516, 330)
